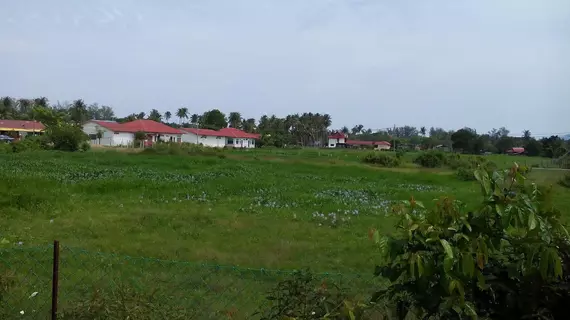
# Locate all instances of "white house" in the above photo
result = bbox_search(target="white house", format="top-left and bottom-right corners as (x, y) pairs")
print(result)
(327, 132), (346, 148)
(83, 120), (183, 147)
(181, 127), (260, 148)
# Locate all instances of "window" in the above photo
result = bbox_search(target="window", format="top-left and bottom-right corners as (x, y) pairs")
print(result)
(216, 137), (221, 139)
(330, 144), (335, 147)
(201, 135), (207, 139)
(114, 132), (119, 135)
(227, 138), (234, 144)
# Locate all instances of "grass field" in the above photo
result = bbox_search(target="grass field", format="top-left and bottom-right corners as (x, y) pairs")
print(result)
(0, 149), (568, 318)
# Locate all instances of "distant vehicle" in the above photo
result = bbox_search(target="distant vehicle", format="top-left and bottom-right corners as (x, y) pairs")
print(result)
(0, 135), (14, 142)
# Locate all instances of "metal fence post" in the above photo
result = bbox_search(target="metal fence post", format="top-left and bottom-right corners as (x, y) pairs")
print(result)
(52, 240), (60, 320)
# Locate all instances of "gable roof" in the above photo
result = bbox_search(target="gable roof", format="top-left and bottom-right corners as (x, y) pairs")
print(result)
(89, 120), (183, 135)
(328, 132), (346, 139)
(0, 120), (45, 132)
(181, 127), (260, 139)
(120, 120), (183, 135)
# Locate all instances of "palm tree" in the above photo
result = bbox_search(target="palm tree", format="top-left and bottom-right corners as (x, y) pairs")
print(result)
(420, 126), (427, 136)
(228, 112), (242, 128)
(70, 99), (88, 124)
(190, 114), (199, 124)
(164, 111), (172, 123)
(0, 96), (15, 119)
(176, 107), (188, 124)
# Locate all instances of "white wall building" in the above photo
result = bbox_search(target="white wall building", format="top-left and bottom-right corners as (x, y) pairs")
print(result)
(180, 128), (259, 148)
(83, 120), (183, 147)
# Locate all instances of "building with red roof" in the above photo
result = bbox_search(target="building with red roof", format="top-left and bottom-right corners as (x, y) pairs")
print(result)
(0, 119), (45, 140)
(82, 120), (183, 146)
(327, 131), (391, 150)
(180, 127), (260, 148)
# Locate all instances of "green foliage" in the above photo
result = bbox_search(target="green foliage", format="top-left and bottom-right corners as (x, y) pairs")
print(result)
(141, 142), (225, 157)
(456, 166), (476, 181)
(46, 124), (89, 151)
(559, 173), (570, 189)
(257, 270), (366, 320)
(372, 164), (570, 319)
(134, 131), (147, 142)
(0, 143), (11, 154)
(362, 152), (400, 167)
(11, 136), (44, 153)
(414, 151), (446, 168)
(79, 141), (91, 152)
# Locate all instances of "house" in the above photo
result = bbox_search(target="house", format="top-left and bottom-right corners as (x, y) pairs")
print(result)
(327, 132), (346, 147)
(82, 120), (183, 146)
(327, 132), (391, 150)
(180, 127), (260, 148)
(0, 120), (44, 140)
(506, 147), (525, 155)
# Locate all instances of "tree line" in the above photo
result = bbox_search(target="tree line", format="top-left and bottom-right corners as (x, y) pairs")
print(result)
(1, 96), (568, 155)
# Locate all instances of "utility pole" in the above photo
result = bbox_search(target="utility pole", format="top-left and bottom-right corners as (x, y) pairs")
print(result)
(393, 124), (396, 151)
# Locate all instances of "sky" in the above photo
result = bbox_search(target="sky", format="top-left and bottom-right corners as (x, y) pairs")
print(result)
(1, 0), (569, 136)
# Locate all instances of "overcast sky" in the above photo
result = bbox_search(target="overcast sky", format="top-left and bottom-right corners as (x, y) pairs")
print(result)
(1, 0), (569, 136)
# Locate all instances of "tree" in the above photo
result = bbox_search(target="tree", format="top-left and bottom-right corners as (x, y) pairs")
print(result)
(523, 130), (532, 141)
(190, 114), (199, 124)
(525, 138), (542, 157)
(147, 109), (162, 122)
(136, 112), (145, 120)
(201, 109), (227, 130)
(176, 108), (188, 124)
(96, 129), (104, 144)
(451, 128), (478, 153)
(420, 126), (427, 136)
(242, 118), (257, 133)
(164, 111), (172, 123)
(495, 136), (515, 153)
(541, 136), (566, 158)
(228, 112), (242, 128)
(69, 99), (88, 125)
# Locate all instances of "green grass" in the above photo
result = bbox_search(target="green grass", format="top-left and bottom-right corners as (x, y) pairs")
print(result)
(0, 149), (567, 318)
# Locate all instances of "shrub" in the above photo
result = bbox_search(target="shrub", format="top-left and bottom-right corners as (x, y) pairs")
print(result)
(395, 150), (406, 159)
(11, 137), (43, 153)
(413, 151), (445, 168)
(362, 152), (400, 167)
(256, 270), (366, 320)
(0, 143), (12, 154)
(46, 125), (88, 152)
(79, 141), (91, 152)
(455, 166), (476, 181)
(371, 165), (570, 319)
(560, 173), (570, 189)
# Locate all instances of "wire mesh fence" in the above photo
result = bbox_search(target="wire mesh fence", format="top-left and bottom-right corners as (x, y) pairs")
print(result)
(0, 244), (379, 319)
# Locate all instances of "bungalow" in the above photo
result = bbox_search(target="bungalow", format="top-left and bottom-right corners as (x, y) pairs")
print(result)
(82, 119), (183, 146)
(327, 132), (391, 150)
(180, 127), (260, 148)
(0, 120), (44, 140)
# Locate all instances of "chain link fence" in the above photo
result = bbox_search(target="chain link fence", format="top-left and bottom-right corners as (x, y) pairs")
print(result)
(0, 243), (379, 319)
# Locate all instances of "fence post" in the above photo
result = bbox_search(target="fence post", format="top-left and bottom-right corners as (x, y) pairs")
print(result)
(51, 240), (60, 320)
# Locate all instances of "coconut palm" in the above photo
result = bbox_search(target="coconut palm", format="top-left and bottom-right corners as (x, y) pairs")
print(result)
(176, 107), (188, 124)
(165, 111), (172, 122)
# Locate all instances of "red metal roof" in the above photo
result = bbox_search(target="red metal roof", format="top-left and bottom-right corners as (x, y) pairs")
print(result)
(0, 120), (45, 131)
(182, 127), (260, 139)
(120, 120), (183, 134)
(328, 132), (346, 139)
(90, 120), (183, 134)
(345, 140), (391, 146)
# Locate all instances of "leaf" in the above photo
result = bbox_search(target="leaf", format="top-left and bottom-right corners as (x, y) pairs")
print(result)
(373, 230), (380, 244)
(464, 302), (478, 319)
(0, 238), (9, 245)
(528, 212), (537, 230)
(552, 251), (563, 278)
(440, 239), (454, 259)
(349, 310), (356, 320)
(444, 256), (454, 273)
(416, 254), (424, 277)
(474, 170), (490, 195)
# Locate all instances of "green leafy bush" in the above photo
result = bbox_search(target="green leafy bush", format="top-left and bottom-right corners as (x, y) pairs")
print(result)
(11, 137), (43, 153)
(46, 125), (89, 152)
(79, 141), (91, 152)
(256, 270), (366, 320)
(371, 165), (570, 319)
(455, 166), (476, 181)
(362, 153), (400, 167)
(413, 151), (446, 168)
(0, 143), (12, 154)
